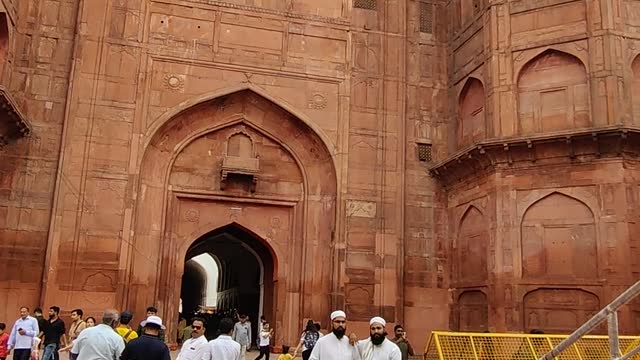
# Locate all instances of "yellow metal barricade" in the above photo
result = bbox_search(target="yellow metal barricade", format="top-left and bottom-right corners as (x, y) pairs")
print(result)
(424, 331), (640, 360)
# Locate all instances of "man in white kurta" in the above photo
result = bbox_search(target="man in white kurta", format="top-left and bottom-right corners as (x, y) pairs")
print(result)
(209, 318), (241, 360)
(177, 318), (210, 360)
(355, 317), (401, 360)
(309, 310), (359, 360)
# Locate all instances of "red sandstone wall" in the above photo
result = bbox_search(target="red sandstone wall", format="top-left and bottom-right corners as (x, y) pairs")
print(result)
(437, 0), (640, 335)
(402, 0), (450, 347)
(3, 0), (640, 352)
(0, 0), (77, 322)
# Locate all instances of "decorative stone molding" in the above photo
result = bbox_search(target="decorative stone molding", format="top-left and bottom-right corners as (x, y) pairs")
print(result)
(0, 86), (31, 149)
(308, 93), (327, 110)
(163, 74), (185, 91)
(185, 209), (200, 222)
(153, 0), (350, 26)
(430, 126), (640, 186)
(346, 200), (377, 218)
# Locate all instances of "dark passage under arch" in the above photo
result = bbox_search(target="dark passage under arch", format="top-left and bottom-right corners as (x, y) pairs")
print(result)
(181, 223), (275, 340)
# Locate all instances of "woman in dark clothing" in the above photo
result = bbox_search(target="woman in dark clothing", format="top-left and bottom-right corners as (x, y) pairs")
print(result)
(292, 320), (320, 360)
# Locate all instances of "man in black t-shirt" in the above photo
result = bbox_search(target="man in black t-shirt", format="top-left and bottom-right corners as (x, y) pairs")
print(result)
(34, 308), (46, 345)
(42, 306), (66, 360)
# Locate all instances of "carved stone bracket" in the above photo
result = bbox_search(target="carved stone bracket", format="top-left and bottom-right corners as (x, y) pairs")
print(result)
(430, 126), (640, 186)
(220, 157), (259, 192)
(0, 86), (31, 149)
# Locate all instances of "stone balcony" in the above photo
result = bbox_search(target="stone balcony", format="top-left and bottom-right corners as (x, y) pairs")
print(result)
(220, 155), (260, 192)
(0, 86), (31, 148)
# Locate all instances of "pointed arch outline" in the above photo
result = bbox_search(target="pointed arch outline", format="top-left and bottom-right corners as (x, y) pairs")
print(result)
(632, 52), (640, 70)
(455, 204), (486, 243)
(180, 221), (280, 279)
(514, 46), (589, 83)
(517, 191), (599, 280)
(164, 117), (308, 204)
(517, 190), (596, 226)
(456, 75), (486, 101)
(457, 76), (486, 147)
(142, 83), (337, 168)
(455, 204), (490, 282)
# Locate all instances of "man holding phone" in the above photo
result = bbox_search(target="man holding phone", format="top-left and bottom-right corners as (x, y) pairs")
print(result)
(392, 325), (414, 360)
(8, 306), (39, 360)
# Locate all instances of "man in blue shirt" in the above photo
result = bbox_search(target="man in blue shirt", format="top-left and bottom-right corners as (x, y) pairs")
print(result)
(71, 309), (124, 360)
(8, 306), (39, 360)
(121, 315), (170, 360)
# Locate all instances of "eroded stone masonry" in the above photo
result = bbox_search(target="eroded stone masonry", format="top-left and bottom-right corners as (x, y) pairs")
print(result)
(2, 0), (640, 349)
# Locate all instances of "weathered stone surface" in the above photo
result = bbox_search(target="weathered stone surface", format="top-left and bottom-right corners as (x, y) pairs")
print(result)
(2, 0), (640, 352)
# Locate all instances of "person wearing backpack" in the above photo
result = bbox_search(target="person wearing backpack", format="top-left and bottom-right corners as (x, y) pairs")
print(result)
(293, 320), (320, 360)
(115, 311), (138, 344)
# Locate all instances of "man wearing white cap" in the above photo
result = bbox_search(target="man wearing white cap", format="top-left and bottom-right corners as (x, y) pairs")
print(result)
(309, 310), (359, 360)
(354, 317), (401, 360)
(121, 315), (171, 360)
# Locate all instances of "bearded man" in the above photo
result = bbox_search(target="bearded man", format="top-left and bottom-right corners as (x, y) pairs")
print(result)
(355, 317), (401, 360)
(308, 310), (359, 360)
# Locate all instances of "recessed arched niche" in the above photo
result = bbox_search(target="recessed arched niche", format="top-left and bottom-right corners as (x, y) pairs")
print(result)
(517, 50), (590, 134)
(521, 192), (597, 279)
(456, 206), (489, 283)
(457, 77), (486, 149)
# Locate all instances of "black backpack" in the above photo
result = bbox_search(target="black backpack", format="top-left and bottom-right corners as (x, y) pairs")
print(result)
(303, 331), (319, 350)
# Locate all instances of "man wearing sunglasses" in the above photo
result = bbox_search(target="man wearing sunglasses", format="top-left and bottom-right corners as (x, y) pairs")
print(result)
(176, 318), (209, 360)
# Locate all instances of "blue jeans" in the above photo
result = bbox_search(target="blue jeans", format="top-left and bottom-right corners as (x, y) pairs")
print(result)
(42, 343), (59, 360)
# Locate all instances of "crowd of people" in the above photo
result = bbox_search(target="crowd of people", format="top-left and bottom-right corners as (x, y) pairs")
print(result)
(0, 305), (416, 360)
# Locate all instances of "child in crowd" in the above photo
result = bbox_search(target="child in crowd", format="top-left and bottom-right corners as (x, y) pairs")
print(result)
(0, 323), (8, 360)
(31, 336), (41, 360)
(277, 345), (293, 360)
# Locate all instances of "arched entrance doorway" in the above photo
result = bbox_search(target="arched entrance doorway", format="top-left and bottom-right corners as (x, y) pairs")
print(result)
(126, 87), (338, 345)
(181, 223), (275, 340)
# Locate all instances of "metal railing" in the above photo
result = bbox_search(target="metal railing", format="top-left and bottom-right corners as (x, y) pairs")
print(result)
(539, 280), (640, 360)
(423, 331), (640, 359)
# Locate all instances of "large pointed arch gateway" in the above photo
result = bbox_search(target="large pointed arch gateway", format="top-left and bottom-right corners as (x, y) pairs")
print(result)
(124, 88), (337, 345)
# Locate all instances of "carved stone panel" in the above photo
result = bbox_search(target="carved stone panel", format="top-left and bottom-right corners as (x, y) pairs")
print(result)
(458, 290), (488, 332)
(523, 289), (599, 333)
